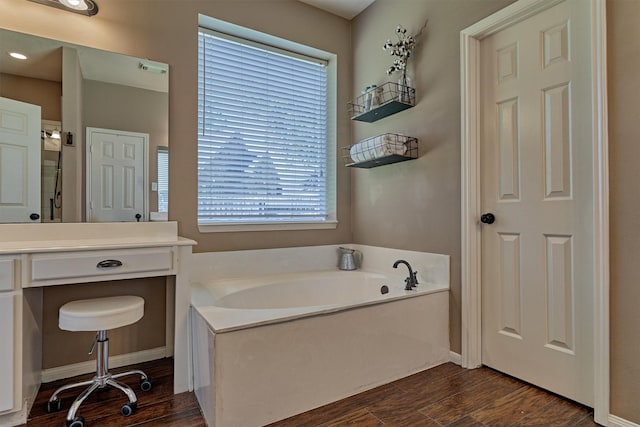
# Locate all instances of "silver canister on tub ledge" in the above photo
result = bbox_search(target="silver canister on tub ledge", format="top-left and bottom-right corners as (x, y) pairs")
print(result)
(338, 247), (360, 270)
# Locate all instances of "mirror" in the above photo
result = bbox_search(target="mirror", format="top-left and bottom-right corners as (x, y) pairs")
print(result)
(0, 27), (168, 223)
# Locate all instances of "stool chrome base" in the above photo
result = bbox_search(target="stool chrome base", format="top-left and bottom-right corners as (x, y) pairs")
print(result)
(47, 331), (152, 427)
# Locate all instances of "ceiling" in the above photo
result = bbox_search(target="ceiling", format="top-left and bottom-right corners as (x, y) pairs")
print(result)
(0, 28), (168, 93)
(298, 0), (375, 19)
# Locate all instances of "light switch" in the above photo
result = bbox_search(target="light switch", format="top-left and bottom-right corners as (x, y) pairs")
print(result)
(151, 182), (158, 191)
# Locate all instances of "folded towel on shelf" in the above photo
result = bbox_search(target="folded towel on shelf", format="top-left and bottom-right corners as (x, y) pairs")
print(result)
(350, 134), (408, 163)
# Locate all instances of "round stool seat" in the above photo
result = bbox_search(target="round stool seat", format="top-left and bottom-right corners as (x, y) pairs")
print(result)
(59, 296), (144, 332)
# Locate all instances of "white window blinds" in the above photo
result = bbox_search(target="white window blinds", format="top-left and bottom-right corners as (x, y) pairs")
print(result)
(157, 147), (168, 213)
(197, 29), (329, 225)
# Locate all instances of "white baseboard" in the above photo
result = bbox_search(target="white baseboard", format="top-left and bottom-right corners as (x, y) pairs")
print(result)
(609, 415), (640, 427)
(41, 346), (167, 383)
(449, 351), (462, 366)
(0, 404), (27, 427)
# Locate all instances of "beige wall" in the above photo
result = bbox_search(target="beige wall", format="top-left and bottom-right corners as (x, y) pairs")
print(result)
(351, 0), (514, 355)
(0, 0), (353, 253)
(0, 73), (61, 121)
(608, 0), (640, 422)
(42, 277), (166, 369)
(83, 79), (168, 213)
(0, 0), (351, 370)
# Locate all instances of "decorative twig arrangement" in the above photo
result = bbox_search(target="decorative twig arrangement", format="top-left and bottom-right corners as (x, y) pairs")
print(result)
(381, 20), (428, 102)
(382, 25), (416, 77)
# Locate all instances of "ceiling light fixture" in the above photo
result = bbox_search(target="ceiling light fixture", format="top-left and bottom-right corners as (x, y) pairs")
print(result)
(9, 52), (28, 60)
(28, 0), (98, 16)
(60, 0), (85, 8)
(139, 62), (168, 74)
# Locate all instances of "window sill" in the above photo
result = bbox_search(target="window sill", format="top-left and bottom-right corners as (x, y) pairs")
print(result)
(198, 220), (338, 233)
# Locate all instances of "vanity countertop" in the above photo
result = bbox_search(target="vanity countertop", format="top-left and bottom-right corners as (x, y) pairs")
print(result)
(0, 236), (195, 254)
(0, 222), (196, 254)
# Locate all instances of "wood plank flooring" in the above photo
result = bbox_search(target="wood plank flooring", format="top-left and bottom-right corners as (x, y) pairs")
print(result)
(25, 358), (600, 426)
(268, 363), (600, 427)
(25, 358), (205, 427)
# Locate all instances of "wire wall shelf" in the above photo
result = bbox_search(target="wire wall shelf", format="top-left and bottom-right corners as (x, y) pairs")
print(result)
(342, 133), (418, 169)
(348, 82), (416, 123)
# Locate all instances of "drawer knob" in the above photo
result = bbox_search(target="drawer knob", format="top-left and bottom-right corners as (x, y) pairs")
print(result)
(96, 259), (123, 269)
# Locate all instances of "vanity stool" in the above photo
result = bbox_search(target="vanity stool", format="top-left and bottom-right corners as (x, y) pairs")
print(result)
(47, 296), (153, 427)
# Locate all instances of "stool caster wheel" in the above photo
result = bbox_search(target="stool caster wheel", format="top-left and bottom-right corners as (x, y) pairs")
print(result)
(67, 416), (85, 427)
(46, 398), (62, 413)
(121, 402), (137, 416)
(140, 377), (153, 392)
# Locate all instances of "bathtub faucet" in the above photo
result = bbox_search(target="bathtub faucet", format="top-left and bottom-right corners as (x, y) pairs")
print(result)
(393, 260), (419, 290)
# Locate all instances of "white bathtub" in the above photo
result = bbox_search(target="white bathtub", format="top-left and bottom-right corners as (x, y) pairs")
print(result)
(190, 245), (450, 427)
(214, 271), (391, 309)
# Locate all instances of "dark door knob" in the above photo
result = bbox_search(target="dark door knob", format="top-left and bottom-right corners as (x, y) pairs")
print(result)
(135, 213), (142, 222)
(30, 213), (40, 221)
(480, 213), (495, 224)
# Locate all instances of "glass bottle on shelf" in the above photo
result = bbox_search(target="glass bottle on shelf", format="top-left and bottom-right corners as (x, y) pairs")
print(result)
(369, 84), (381, 110)
(362, 85), (373, 111)
(397, 74), (412, 104)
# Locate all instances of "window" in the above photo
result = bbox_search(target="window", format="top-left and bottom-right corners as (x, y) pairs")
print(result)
(197, 25), (335, 231)
(157, 147), (168, 213)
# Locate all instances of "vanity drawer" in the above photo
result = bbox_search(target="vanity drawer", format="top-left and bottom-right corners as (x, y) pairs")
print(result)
(29, 247), (174, 284)
(0, 258), (18, 292)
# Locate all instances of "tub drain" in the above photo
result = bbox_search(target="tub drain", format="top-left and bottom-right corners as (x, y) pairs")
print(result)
(380, 285), (389, 295)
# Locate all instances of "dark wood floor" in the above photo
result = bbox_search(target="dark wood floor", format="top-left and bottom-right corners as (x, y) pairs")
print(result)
(25, 358), (599, 427)
(25, 358), (204, 426)
(267, 363), (600, 427)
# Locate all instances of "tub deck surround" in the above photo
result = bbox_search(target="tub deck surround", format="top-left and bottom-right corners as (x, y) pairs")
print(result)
(189, 243), (449, 285)
(190, 245), (450, 427)
(0, 222), (195, 427)
(192, 270), (448, 333)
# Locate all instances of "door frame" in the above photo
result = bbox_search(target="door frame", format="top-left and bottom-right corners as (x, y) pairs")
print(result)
(460, 0), (609, 424)
(85, 127), (149, 222)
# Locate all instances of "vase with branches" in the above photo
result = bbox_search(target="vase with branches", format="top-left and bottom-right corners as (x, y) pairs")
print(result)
(382, 22), (425, 103)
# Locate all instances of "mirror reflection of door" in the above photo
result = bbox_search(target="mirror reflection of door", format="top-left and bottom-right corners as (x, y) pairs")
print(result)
(0, 96), (41, 223)
(0, 27), (168, 224)
(86, 127), (148, 222)
(41, 119), (62, 222)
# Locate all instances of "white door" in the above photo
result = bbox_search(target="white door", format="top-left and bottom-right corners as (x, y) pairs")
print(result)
(480, 0), (594, 405)
(0, 97), (41, 223)
(86, 127), (148, 222)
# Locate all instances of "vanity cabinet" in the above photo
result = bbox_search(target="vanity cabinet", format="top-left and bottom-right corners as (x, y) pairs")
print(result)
(26, 247), (174, 287)
(0, 257), (20, 419)
(0, 293), (16, 413)
(0, 259), (17, 291)
(0, 222), (195, 427)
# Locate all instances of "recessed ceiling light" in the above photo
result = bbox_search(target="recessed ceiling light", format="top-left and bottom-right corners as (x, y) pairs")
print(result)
(9, 52), (28, 60)
(60, 0), (88, 10)
(27, 0), (98, 16)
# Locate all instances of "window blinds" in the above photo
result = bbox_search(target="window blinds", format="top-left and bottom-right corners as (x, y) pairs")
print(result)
(157, 147), (168, 213)
(197, 30), (329, 224)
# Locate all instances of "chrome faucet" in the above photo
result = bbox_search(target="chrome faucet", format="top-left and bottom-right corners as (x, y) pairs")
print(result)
(393, 259), (419, 290)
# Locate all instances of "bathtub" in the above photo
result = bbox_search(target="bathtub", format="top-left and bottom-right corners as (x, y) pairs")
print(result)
(190, 245), (450, 427)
